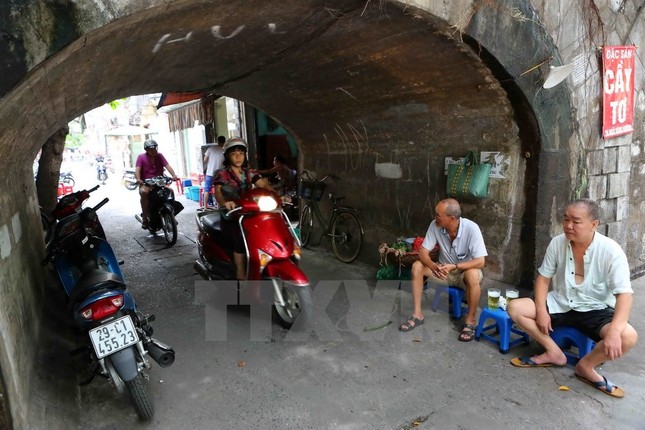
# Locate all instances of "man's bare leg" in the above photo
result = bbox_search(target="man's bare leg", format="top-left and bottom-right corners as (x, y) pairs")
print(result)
(507, 298), (567, 365)
(462, 269), (480, 326)
(400, 260), (434, 330)
(575, 323), (638, 382)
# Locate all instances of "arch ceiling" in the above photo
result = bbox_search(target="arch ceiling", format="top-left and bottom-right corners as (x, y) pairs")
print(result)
(1, 0), (525, 283)
(0, 0), (513, 166)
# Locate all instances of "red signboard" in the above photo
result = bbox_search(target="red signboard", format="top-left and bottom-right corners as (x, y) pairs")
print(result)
(603, 46), (636, 139)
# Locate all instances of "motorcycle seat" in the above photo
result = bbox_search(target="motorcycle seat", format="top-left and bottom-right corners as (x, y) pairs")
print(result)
(69, 270), (126, 306)
(201, 210), (235, 245)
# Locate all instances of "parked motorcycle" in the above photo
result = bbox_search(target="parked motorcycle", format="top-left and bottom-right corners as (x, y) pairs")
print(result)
(43, 194), (175, 421)
(51, 185), (106, 239)
(122, 168), (138, 190)
(193, 187), (312, 328)
(134, 176), (184, 246)
(60, 171), (75, 187)
(97, 160), (108, 184)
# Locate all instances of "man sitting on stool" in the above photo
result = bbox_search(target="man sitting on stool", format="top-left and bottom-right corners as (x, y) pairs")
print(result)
(399, 198), (487, 342)
(508, 199), (637, 398)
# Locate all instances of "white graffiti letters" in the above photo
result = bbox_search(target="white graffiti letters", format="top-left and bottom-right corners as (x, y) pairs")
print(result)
(211, 25), (245, 40)
(152, 23), (285, 53)
(152, 32), (193, 54)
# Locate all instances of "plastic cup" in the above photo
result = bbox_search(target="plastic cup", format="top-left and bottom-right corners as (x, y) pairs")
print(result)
(487, 288), (501, 310)
(505, 288), (519, 304)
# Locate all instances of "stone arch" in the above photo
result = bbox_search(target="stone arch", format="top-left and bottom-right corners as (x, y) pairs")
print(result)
(463, 0), (575, 270)
(0, 0), (577, 426)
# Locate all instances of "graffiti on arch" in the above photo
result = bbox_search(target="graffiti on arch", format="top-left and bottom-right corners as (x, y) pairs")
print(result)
(152, 23), (287, 54)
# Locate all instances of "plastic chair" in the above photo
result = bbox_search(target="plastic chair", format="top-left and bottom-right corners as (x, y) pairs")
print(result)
(430, 286), (468, 319)
(175, 178), (184, 195)
(475, 307), (529, 354)
(550, 326), (596, 365)
(57, 182), (73, 197)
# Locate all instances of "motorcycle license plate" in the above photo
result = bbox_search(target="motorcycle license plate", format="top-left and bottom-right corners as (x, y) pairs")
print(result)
(89, 315), (139, 359)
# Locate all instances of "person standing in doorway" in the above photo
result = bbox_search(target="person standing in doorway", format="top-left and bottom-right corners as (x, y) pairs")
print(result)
(202, 135), (226, 207)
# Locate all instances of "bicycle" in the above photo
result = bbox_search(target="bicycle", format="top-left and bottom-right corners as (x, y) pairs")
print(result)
(297, 171), (364, 263)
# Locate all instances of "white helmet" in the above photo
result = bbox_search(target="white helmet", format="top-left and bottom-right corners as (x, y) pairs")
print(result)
(223, 137), (247, 152)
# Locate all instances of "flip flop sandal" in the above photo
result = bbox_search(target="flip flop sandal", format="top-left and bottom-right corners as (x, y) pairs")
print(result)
(576, 374), (625, 398)
(399, 316), (424, 332)
(510, 356), (557, 368)
(458, 323), (476, 342)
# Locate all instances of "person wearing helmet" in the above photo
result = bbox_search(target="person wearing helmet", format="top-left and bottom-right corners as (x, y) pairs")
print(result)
(135, 139), (179, 229)
(213, 137), (273, 279)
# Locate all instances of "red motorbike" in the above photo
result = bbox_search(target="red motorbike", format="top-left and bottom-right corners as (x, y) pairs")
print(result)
(193, 188), (312, 328)
(42, 185), (106, 246)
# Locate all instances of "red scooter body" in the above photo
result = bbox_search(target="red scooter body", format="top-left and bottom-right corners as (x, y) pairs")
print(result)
(194, 188), (312, 328)
(195, 188), (308, 286)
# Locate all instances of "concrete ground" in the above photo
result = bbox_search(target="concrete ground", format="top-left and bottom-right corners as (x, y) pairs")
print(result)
(32, 164), (645, 430)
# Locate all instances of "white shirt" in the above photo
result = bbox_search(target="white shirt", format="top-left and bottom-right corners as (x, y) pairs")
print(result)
(204, 145), (224, 176)
(421, 218), (487, 265)
(539, 232), (632, 313)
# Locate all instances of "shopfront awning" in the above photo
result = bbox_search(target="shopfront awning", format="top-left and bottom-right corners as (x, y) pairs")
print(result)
(156, 91), (205, 109)
(162, 94), (217, 133)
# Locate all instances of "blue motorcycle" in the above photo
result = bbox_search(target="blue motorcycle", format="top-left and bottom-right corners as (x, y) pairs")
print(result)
(44, 195), (175, 421)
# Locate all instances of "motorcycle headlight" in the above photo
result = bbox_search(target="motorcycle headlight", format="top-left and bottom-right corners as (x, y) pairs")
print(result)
(57, 217), (82, 239)
(255, 196), (278, 211)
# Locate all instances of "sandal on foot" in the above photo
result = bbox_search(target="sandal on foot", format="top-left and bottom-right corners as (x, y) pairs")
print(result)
(510, 356), (557, 368)
(576, 374), (625, 398)
(399, 316), (424, 332)
(458, 323), (476, 342)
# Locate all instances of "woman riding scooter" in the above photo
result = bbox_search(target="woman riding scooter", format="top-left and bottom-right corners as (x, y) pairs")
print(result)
(213, 137), (273, 280)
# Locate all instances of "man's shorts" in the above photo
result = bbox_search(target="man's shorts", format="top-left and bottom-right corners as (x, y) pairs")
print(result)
(204, 175), (214, 192)
(549, 308), (615, 342)
(426, 268), (483, 289)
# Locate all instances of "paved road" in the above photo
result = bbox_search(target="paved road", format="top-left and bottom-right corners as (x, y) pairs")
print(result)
(39, 166), (645, 430)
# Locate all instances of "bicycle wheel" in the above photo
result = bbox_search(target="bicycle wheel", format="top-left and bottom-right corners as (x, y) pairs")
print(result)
(331, 210), (363, 263)
(299, 204), (314, 246)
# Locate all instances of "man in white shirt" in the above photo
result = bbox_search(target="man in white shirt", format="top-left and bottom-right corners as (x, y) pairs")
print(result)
(202, 135), (226, 207)
(399, 198), (487, 343)
(508, 199), (637, 398)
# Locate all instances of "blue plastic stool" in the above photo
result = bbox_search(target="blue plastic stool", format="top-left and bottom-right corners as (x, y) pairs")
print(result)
(475, 307), (529, 354)
(550, 326), (596, 365)
(430, 286), (468, 319)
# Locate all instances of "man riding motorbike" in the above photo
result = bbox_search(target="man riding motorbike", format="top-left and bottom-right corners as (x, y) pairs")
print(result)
(135, 139), (179, 229)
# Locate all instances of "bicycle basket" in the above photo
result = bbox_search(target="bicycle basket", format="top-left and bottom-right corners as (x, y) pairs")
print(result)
(299, 180), (326, 201)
